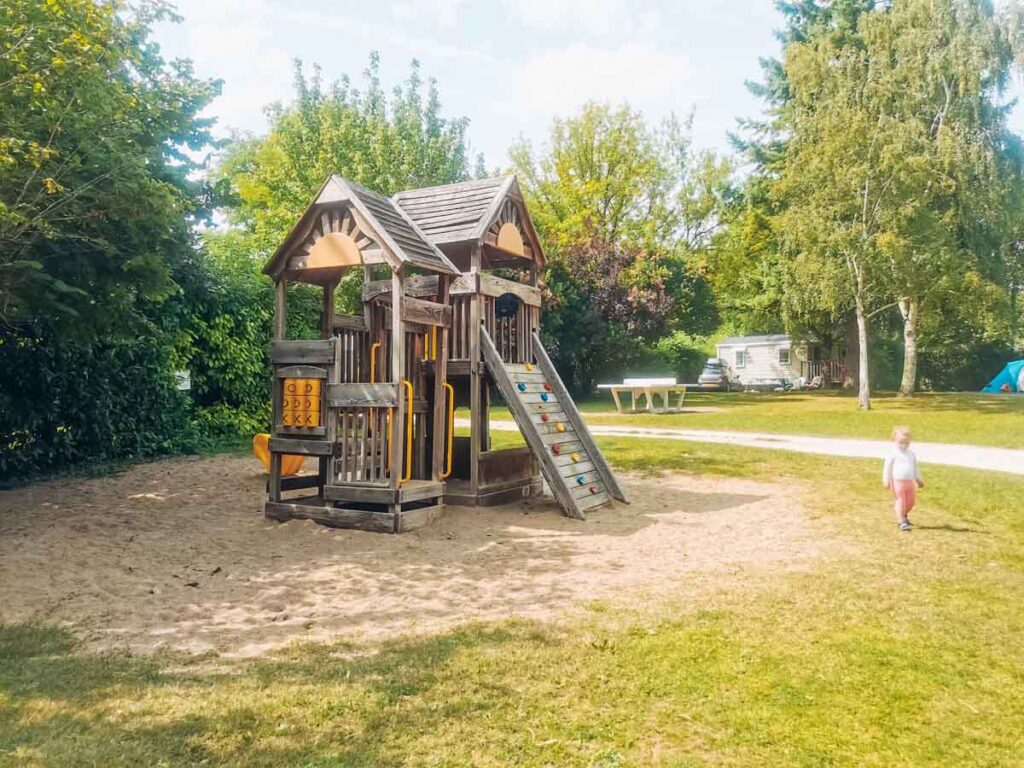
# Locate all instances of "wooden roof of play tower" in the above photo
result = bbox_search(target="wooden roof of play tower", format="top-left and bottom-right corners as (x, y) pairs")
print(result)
(264, 173), (544, 283)
(395, 174), (544, 269)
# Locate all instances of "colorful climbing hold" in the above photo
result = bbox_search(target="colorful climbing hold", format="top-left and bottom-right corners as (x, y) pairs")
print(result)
(571, 452), (581, 462)
(540, 413), (549, 422)
(516, 382), (526, 392)
(576, 476), (585, 485)
(540, 392), (549, 402)
(525, 363), (533, 371)
(589, 485), (598, 494)
(551, 444), (561, 455)
(543, 382), (552, 392)
(555, 422), (566, 433)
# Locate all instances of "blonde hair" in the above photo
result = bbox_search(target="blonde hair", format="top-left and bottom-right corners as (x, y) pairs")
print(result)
(891, 426), (912, 441)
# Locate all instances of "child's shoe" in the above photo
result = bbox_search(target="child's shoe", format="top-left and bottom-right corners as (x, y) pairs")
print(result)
(898, 521), (912, 532)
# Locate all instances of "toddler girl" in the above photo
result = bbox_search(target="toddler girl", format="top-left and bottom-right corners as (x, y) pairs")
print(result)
(882, 426), (924, 531)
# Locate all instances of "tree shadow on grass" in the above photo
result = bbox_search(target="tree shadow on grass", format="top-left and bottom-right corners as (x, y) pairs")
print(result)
(877, 393), (1024, 415)
(0, 620), (555, 767)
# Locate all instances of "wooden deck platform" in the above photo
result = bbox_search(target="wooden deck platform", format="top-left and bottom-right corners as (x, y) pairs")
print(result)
(265, 489), (445, 534)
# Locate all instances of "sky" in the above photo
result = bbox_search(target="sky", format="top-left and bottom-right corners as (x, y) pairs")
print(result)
(152, 0), (1024, 169)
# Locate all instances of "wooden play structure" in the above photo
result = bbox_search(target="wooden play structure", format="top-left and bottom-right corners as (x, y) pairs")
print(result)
(262, 174), (626, 533)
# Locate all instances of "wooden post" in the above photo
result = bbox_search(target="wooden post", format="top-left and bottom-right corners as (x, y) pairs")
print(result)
(270, 277), (287, 507)
(469, 246), (482, 496)
(390, 268), (405, 495)
(269, 453), (282, 502)
(432, 275), (450, 481)
(363, 265), (375, 353)
(481, 380), (491, 451)
(274, 279), (287, 340)
(322, 280), (336, 339)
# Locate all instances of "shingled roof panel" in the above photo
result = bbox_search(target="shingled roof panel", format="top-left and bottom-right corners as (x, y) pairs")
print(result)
(346, 179), (457, 273)
(394, 176), (511, 245)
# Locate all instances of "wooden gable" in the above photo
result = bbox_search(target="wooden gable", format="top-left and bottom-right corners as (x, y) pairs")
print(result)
(264, 176), (459, 285)
(476, 176), (544, 267)
(394, 174), (546, 268)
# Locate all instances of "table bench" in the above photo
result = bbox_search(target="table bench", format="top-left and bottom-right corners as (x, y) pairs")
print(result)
(597, 378), (688, 414)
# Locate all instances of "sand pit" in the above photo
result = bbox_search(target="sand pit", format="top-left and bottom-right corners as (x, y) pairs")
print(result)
(0, 455), (827, 657)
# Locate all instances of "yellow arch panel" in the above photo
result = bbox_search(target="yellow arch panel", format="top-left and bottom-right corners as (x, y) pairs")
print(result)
(496, 222), (525, 256)
(307, 232), (363, 269)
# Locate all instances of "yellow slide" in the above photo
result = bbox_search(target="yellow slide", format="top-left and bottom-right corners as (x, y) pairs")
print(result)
(252, 433), (305, 476)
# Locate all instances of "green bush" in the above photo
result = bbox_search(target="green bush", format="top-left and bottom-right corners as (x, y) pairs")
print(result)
(0, 330), (197, 481)
(176, 233), (326, 441)
(650, 332), (712, 383)
(919, 340), (1022, 392)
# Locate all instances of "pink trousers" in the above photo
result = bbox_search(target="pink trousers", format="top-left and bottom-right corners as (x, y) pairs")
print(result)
(891, 479), (917, 516)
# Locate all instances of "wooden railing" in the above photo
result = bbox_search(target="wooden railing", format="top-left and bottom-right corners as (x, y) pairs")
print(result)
(450, 294), (473, 360)
(802, 360), (848, 383)
(334, 326), (369, 383)
(328, 383), (399, 486)
(483, 295), (538, 364)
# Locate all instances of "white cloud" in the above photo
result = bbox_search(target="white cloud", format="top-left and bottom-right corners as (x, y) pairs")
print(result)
(389, 0), (465, 29)
(468, 42), (695, 167)
(276, 6), (491, 64)
(511, 42), (693, 121)
(505, 0), (656, 36)
(157, 0), (293, 137)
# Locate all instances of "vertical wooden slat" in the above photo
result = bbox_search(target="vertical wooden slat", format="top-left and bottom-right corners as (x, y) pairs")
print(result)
(360, 409), (365, 482)
(339, 410), (348, 482)
(370, 405), (378, 482)
(321, 281), (335, 339)
(391, 269), (405, 492)
(274, 280), (287, 341)
(432, 274), (449, 482)
(469, 247), (482, 496)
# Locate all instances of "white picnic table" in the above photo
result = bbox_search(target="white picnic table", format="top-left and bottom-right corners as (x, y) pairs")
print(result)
(597, 377), (689, 414)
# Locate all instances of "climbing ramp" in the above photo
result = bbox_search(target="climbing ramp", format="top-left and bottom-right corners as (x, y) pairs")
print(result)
(481, 329), (628, 519)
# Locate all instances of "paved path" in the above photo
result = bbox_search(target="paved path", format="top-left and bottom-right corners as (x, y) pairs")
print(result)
(463, 420), (1024, 476)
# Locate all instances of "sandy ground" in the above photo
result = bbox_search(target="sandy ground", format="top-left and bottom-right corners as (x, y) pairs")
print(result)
(0, 455), (827, 658)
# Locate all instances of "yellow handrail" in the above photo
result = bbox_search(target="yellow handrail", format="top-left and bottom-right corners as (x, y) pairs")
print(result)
(399, 379), (413, 485)
(369, 341), (381, 382)
(420, 327), (439, 361)
(441, 382), (454, 480)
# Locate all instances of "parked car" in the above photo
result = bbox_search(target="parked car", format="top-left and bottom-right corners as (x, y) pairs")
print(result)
(697, 358), (732, 391)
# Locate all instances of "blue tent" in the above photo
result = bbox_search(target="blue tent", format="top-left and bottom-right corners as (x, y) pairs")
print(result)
(982, 360), (1024, 393)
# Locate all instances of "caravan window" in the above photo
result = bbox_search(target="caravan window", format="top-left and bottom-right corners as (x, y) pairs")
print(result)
(778, 347), (790, 365)
(735, 350), (746, 369)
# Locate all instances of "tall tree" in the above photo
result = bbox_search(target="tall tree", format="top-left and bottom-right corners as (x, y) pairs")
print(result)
(862, 0), (1024, 395)
(217, 54), (471, 255)
(510, 103), (727, 392)
(713, 1), (876, 338)
(212, 54), (474, 320)
(0, 0), (218, 334)
(773, 0), (1024, 407)
(0, 0), (219, 476)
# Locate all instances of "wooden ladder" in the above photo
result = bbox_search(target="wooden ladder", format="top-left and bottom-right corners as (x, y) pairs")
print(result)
(480, 329), (628, 519)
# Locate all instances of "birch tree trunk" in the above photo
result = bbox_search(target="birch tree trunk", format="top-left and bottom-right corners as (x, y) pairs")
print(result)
(854, 272), (871, 410)
(898, 296), (919, 397)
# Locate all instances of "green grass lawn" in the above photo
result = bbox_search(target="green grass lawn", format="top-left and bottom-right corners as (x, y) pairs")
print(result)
(572, 390), (1024, 449)
(3, 436), (1024, 766)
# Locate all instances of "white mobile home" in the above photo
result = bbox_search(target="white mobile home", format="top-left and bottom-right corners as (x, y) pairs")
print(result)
(715, 334), (848, 388)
